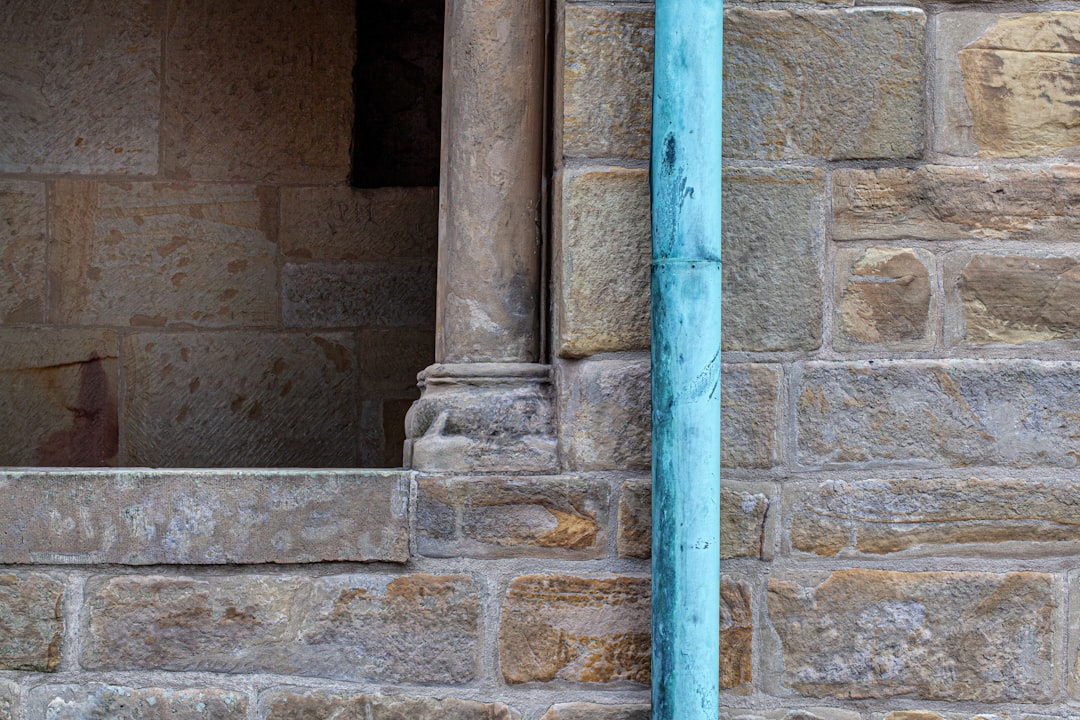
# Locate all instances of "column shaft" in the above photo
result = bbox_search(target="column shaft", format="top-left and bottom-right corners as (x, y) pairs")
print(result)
(436, 0), (546, 364)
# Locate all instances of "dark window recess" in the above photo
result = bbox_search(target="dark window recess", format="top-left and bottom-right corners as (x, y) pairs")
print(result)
(352, 0), (444, 188)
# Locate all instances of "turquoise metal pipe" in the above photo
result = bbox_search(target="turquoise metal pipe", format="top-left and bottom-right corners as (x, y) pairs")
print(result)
(650, 0), (722, 718)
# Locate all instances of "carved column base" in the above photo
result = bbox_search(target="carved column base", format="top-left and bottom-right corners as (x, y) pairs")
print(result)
(404, 363), (557, 473)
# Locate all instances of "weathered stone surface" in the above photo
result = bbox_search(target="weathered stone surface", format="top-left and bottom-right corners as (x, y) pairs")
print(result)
(123, 332), (356, 467)
(618, 480), (771, 560)
(261, 691), (520, 720)
(163, 0), (353, 182)
(617, 479), (652, 559)
(438, 0), (545, 363)
(407, 364), (558, 473)
(283, 261), (436, 328)
(541, 704), (649, 720)
(0, 470), (408, 564)
(722, 578), (753, 691)
(563, 6), (654, 159)
(957, 12), (1080, 157)
(836, 247), (932, 349)
(767, 570), (1055, 701)
(49, 181), (277, 328)
(0, 180), (45, 323)
(418, 475), (609, 558)
(933, 13), (997, 156)
(0, 328), (118, 467)
(725, 8), (924, 160)
(790, 477), (1080, 557)
(723, 168), (824, 352)
(281, 186), (438, 262)
(0, 573), (63, 671)
(559, 357), (650, 472)
(948, 252), (1080, 344)
(720, 710), (860, 720)
(83, 573), (480, 683)
(0, 679), (16, 720)
(29, 685), (246, 720)
(558, 168), (650, 358)
(359, 328), (433, 396)
(0, 1), (160, 174)
(833, 165), (1080, 242)
(797, 360), (1080, 468)
(499, 574), (650, 684)
(722, 364), (780, 468)
(877, 712), (1051, 720)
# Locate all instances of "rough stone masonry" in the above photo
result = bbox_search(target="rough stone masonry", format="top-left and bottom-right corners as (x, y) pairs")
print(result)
(8, 0), (1080, 718)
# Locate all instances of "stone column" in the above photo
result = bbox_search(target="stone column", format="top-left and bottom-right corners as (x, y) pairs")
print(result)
(437, 0), (545, 364)
(405, 0), (556, 472)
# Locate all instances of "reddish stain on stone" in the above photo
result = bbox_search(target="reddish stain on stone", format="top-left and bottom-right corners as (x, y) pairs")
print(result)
(36, 354), (118, 466)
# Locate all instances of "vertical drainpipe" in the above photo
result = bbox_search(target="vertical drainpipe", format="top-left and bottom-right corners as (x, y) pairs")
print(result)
(650, 0), (722, 718)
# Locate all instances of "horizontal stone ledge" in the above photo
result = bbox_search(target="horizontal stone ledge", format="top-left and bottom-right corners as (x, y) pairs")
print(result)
(0, 469), (410, 564)
(789, 477), (1080, 557)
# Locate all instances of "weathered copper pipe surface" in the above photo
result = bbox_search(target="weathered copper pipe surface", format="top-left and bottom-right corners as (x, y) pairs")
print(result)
(650, 0), (723, 717)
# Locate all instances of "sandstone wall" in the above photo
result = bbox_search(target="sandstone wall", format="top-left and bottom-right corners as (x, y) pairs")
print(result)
(0, 0), (436, 467)
(553, 0), (1080, 716)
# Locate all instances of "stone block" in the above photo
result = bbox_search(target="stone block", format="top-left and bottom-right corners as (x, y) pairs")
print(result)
(767, 570), (1056, 700)
(725, 8), (924, 160)
(499, 574), (650, 684)
(563, 6), (654, 159)
(559, 357), (650, 472)
(946, 12), (1080, 157)
(719, 710), (860, 720)
(797, 360), (1080, 468)
(789, 477), (1080, 557)
(123, 332), (356, 467)
(557, 168), (650, 358)
(0, 680), (16, 720)
(0, 180), (46, 323)
(281, 186), (438, 262)
(283, 261), (436, 328)
(49, 181), (278, 328)
(541, 705), (649, 720)
(618, 479), (771, 560)
(28, 685), (246, 720)
(947, 252), (1080, 345)
(359, 328), (433, 396)
(617, 479), (652, 559)
(876, 712), (1055, 720)
(0, 573), (64, 671)
(162, 0), (353, 182)
(417, 475), (610, 558)
(833, 165), (1080, 242)
(0, 328), (118, 467)
(260, 690), (519, 720)
(0, 1), (160, 174)
(723, 168), (824, 352)
(722, 578), (753, 692)
(83, 573), (480, 683)
(722, 364), (780, 468)
(0, 470), (408, 564)
(835, 247), (933, 350)
(932, 13), (997, 156)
